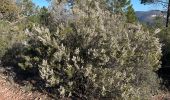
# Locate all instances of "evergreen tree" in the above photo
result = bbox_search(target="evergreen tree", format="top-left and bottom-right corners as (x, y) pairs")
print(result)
(140, 0), (158, 3)
(126, 4), (137, 23)
(113, 0), (131, 13)
(16, 0), (36, 16)
(39, 7), (50, 26)
(0, 0), (19, 21)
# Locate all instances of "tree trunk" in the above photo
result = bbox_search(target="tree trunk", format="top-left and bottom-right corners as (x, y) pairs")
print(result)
(166, 0), (170, 27)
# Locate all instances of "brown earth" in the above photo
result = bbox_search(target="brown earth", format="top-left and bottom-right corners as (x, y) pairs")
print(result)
(152, 93), (170, 100)
(0, 70), (51, 100)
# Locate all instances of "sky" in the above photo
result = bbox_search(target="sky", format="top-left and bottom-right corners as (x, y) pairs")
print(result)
(32, 0), (164, 11)
(131, 0), (164, 11)
(32, 0), (49, 7)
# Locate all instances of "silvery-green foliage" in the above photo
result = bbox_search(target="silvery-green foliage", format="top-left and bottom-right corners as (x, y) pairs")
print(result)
(3, 0), (161, 99)
(27, 21), (160, 100)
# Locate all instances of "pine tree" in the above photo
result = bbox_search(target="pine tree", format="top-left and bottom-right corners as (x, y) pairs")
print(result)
(16, 0), (36, 16)
(0, 0), (19, 21)
(113, 0), (131, 13)
(39, 7), (50, 26)
(126, 4), (137, 23)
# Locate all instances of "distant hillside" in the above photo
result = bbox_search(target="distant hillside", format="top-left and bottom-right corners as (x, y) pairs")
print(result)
(135, 10), (166, 24)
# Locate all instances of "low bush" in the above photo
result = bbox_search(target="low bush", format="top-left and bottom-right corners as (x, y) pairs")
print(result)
(2, 1), (162, 99)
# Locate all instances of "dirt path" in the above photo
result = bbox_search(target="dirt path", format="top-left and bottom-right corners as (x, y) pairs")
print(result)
(0, 72), (50, 100)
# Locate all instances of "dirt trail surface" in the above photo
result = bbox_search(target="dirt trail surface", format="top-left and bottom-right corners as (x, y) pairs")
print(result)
(0, 68), (51, 100)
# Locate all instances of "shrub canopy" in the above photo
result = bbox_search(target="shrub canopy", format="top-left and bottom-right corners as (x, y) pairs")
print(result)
(2, 0), (162, 99)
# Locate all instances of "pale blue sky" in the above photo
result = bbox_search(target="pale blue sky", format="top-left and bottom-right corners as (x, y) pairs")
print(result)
(32, 0), (164, 11)
(131, 0), (164, 11)
(32, 0), (49, 7)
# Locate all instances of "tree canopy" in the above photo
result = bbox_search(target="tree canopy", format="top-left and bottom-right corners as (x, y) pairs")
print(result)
(0, 0), (19, 21)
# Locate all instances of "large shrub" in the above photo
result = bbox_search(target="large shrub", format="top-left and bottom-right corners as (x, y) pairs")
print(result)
(0, 20), (27, 58)
(157, 28), (170, 66)
(0, 0), (19, 21)
(2, 0), (161, 99)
